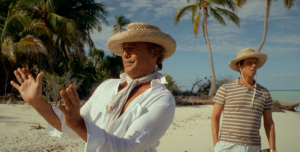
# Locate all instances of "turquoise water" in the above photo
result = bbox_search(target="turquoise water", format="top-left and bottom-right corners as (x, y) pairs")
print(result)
(269, 90), (300, 111)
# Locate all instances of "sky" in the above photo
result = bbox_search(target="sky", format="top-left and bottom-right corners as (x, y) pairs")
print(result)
(90, 0), (300, 91)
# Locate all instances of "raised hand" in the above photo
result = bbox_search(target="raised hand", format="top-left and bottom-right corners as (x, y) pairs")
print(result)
(57, 84), (85, 131)
(10, 68), (44, 105)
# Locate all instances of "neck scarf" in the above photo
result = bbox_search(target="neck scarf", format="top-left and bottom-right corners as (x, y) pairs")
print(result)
(105, 71), (158, 132)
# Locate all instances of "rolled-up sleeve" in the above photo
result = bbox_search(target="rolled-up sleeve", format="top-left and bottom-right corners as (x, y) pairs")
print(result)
(84, 94), (175, 152)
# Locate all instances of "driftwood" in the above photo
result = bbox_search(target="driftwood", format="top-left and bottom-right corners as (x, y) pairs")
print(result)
(30, 123), (46, 130)
(273, 99), (300, 112)
(175, 95), (300, 113)
(175, 95), (213, 106)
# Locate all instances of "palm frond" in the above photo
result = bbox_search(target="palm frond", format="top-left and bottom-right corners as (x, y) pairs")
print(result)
(191, 5), (198, 23)
(234, 0), (247, 8)
(60, 11), (104, 33)
(284, 0), (294, 10)
(209, 7), (226, 26)
(74, 3), (109, 17)
(1, 36), (15, 62)
(15, 35), (47, 55)
(47, 13), (78, 36)
(19, 22), (52, 39)
(114, 14), (131, 34)
(193, 12), (201, 36)
(174, 4), (198, 25)
(45, 0), (64, 13)
(215, 7), (239, 27)
(211, 0), (235, 11)
(1, 13), (30, 43)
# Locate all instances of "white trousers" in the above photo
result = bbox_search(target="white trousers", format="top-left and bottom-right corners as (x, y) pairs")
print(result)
(214, 141), (261, 152)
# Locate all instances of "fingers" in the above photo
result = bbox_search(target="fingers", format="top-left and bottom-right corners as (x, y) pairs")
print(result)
(57, 103), (69, 114)
(10, 81), (20, 90)
(14, 69), (24, 84)
(22, 68), (29, 73)
(18, 68), (28, 81)
(66, 86), (79, 107)
(60, 90), (73, 109)
(71, 85), (80, 104)
(36, 72), (44, 85)
(24, 68), (35, 81)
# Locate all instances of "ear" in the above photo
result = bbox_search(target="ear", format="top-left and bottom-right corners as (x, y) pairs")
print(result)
(237, 64), (241, 71)
(151, 50), (159, 60)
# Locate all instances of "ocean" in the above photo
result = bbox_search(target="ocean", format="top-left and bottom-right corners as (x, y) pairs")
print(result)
(269, 90), (300, 111)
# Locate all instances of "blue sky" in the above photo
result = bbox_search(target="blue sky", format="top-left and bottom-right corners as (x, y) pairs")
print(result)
(90, 0), (300, 90)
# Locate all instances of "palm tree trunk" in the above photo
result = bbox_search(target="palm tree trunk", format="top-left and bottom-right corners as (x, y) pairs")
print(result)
(257, 0), (271, 52)
(52, 37), (59, 68)
(28, 52), (32, 70)
(203, 9), (217, 96)
(0, 56), (8, 95)
(60, 46), (69, 71)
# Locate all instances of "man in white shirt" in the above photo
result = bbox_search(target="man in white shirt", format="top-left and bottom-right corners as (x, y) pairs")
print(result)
(10, 22), (177, 152)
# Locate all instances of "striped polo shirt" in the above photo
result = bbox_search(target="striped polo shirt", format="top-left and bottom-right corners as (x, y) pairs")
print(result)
(214, 78), (273, 146)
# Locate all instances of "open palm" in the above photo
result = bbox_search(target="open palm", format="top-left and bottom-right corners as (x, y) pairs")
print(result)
(10, 68), (44, 105)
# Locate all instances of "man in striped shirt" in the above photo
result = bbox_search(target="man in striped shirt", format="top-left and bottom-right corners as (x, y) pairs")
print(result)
(211, 48), (276, 152)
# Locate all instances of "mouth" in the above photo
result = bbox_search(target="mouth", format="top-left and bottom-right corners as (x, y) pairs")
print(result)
(250, 69), (256, 73)
(123, 59), (134, 66)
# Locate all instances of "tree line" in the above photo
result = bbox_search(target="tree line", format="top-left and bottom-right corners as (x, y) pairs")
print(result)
(0, 0), (295, 101)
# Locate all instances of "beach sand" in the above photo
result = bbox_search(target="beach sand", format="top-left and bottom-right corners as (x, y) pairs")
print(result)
(0, 104), (299, 152)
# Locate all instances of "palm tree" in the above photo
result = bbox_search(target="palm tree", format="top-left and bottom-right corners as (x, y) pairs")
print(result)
(88, 48), (105, 67)
(1, 0), (53, 72)
(113, 15), (131, 34)
(257, 0), (295, 52)
(14, 0), (109, 70)
(234, 0), (295, 52)
(174, 0), (239, 96)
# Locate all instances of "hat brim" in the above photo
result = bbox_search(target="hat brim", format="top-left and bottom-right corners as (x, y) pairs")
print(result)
(107, 30), (176, 59)
(228, 52), (268, 72)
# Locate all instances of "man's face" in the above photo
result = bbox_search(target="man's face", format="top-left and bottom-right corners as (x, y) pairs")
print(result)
(238, 57), (258, 77)
(122, 42), (157, 79)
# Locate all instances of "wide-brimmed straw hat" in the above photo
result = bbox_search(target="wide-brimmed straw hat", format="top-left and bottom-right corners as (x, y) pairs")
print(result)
(107, 22), (176, 59)
(228, 48), (268, 72)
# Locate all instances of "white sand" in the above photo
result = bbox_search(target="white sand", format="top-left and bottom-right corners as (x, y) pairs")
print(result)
(1, 104), (299, 152)
(157, 105), (300, 152)
(0, 104), (85, 152)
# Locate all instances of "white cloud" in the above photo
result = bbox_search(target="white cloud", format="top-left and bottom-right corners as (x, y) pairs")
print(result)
(107, 7), (117, 11)
(268, 34), (300, 44)
(120, 0), (153, 12)
(90, 25), (114, 52)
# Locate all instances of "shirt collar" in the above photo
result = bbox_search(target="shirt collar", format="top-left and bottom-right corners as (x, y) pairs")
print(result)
(235, 77), (257, 89)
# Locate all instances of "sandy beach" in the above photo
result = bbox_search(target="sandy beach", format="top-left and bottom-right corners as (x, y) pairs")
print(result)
(1, 104), (300, 152)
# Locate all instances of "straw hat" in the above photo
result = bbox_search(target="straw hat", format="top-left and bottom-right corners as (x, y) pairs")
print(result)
(107, 22), (176, 59)
(228, 48), (267, 72)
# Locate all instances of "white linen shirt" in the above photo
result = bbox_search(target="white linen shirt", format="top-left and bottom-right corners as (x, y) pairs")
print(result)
(47, 72), (175, 152)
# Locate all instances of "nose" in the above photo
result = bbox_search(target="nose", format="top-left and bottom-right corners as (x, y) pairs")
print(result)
(122, 49), (130, 59)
